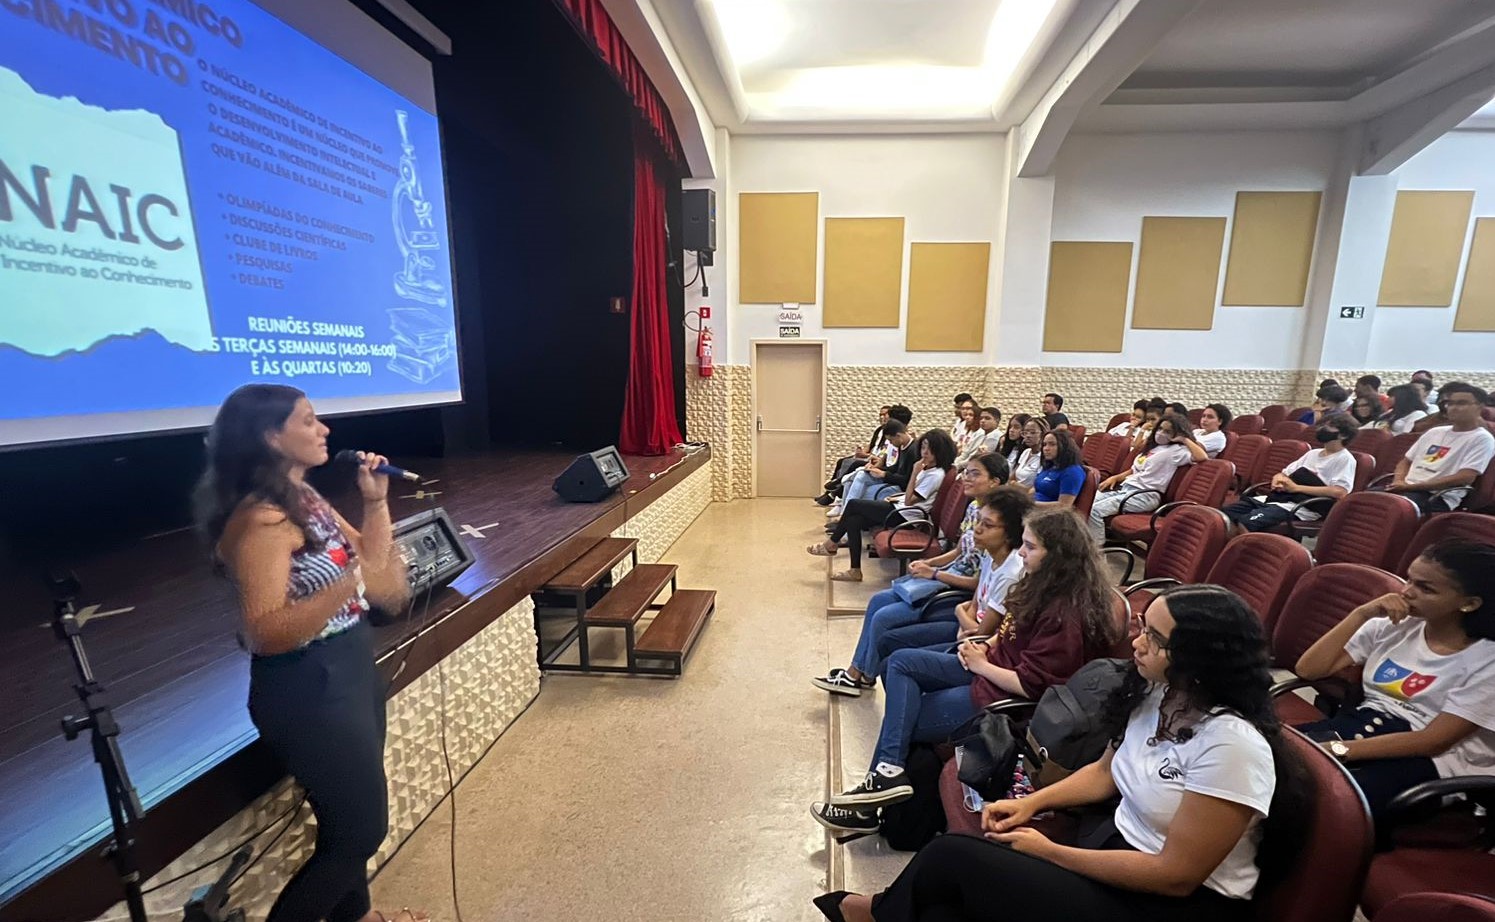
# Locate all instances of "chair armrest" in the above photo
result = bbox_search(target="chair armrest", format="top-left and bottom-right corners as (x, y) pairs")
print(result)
(918, 588), (973, 618)
(885, 516), (936, 540)
(1123, 577), (1180, 596)
(1114, 489), (1165, 517)
(1148, 501), (1196, 532)
(1241, 482), (1271, 498)
(984, 698), (1038, 719)
(1268, 676), (1315, 698)
(1289, 496), (1336, 514)
(1100, 546), (1139, 584)
(1384, 775), (1495, 822)
(1367, 473), (1394, 489)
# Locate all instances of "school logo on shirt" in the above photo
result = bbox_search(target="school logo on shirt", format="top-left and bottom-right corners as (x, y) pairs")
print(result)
(1370, 659), (1437, 700)
(1421, 444), (1452, 464)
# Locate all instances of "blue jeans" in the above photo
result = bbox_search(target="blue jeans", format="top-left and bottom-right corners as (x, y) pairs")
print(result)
(876, 620), (959, 665)
(850, 592), (960, 678)
(872, 647), (978, 770)
(844, 469), (897, 503)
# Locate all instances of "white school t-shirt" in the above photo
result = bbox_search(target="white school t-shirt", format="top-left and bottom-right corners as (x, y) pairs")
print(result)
(1014, 448), (1042, 487)
(1111, 686), (1275, 900)
(1384, 411), (1426, 435)
(908, 467), (946, 512)
(1108, 422), (1136, 437)
(1252, 448), (1357, 520)
(1127, 443), (1193, 493)
(1193, 429), (1228, 459)
(1403, 425), (1495, 509)
(1345, 618), (1495, 778)
(974, 547), (1024, 624)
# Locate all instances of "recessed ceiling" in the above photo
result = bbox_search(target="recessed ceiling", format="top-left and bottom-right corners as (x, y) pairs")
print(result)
(701, 0), (1072, 123)
(1121, 0), (1494, 93)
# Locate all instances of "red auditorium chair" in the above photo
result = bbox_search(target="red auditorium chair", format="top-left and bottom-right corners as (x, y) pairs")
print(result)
(1257, 439), (1311, 484)
(943, 727), (1377, 922)
(1485, 407), (1495, 423)
(1372, 432), (1419, 481)
(1349, 450), (1377, 492)
(1107, 505), (1228, 615)
(1071, 466), (1102, 517)
(1361, 781), (1495, 917)
(1311, 491), (1421, 570)
(1372, 893), (1495, 922)
(1267, 420), (1312, 442)
(871, 465), (963, 574)
(1350, 427), (1391, 459)
(1104, 412), (1131, 433)
(1067, 424), (1086, 445)
(1461, 460), (1495, 513)
(1080, 433), (1121, 474)
(1228, 413), (1265, 435)
(1106, 460), (1233, 550)
(1187, 408), (1205, 426)
(1268, 563), (1405, 722)
(1220, 433), (1271, 492)
(1395, 512), (1495, 576)
(1276, 449), (1377, 543)
(1259, 404), (1289, 429)
(1288, 405), (1312, 421)
(1203, 533), (1313, 636)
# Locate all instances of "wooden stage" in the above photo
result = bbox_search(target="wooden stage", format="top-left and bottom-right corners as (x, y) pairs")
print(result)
(0, 445), (708, 918)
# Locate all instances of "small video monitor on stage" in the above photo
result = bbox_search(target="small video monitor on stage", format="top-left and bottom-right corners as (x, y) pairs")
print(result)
(553, 445), (630, 503)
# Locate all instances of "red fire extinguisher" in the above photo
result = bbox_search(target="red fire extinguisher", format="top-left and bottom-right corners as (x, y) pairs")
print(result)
(697, 325), (714, 377)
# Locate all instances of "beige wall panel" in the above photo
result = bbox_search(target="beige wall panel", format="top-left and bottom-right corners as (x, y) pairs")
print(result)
(738, 192), (819, 304)
(1378, 190), (1474, 307)
(822, 217), (905, 327)
(905, 242), (990, 352)
(1221, 191), (1322, 306)
(1043, 241), (1133, 353)
(1454, 217), (1495, 331)
(1132, 216), (1227, 329)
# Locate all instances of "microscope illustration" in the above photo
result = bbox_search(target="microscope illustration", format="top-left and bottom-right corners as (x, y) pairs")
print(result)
(388, 109), (455, 385)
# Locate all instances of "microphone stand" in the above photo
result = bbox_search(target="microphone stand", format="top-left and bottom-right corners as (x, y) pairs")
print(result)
(49, 572), (148, 922)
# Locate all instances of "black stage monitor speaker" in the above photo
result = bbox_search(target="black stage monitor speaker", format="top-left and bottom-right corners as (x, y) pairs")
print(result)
(554, 446), (631, 503)
(682, 188), (716, 253)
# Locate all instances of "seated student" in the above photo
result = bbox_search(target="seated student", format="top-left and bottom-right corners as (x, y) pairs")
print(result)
(998, 414), (1031, 470)
(1088, 413), (1197, 543)
(1356, 374), (1392, 411)
(816, 405), (892, 506)
(1219, 414), (1358, 534)
(811, 430), (957, 582)
(1188, 403), (1233, 460)
(1293, 540), (1495, 820)
(1411, 371), (1439, 407)
(1383, 382), (1495, 514)
(1130, 398), (1168, 451)
(810, 455), (1014, 695)
(1042, 392), (1071, 431)
(1110, 400), (1149, 438)
(1298, 383), (1351, 424)
(1032, 429), (1086, 509)
(956, 406), (1003, 470)
(1374, 384), (1428, 435)
(1167, 401), (1191, 420)
(1351, 395), (1383, 427)
(1013, 416), (1050, 488)
(810, 507), (1119, 838)
(836, 419), (915, 510)
(953, 400), (982, 457)
(816, 585), (1304, 922)
(951, 392), (975, 441)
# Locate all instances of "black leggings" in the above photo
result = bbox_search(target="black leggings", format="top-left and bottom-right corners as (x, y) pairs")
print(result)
(869, 833), (1252, 922)
(831, 498), (899, 568)
(250, 619), (389, 922)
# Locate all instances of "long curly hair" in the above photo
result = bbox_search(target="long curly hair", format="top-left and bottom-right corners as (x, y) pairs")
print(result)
(193, 384), (315, 551)
(1100, 585), (1308, 886)
(1002, 508), (1120, 650)
(998, 413), (1032, 459)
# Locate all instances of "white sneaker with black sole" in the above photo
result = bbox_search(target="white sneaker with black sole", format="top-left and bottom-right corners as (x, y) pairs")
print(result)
(830, 763), (914, 809)
(811, 801), (879, 838)
(811, 669), (875, 696)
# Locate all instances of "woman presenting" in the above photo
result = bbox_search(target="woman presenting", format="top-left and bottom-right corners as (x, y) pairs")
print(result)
(194, 384), (418, 922)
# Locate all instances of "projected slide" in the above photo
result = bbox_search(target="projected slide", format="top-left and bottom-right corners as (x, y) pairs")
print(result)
(0, 0), (459, 445)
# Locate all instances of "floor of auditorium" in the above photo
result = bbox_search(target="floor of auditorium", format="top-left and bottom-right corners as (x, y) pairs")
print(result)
(371, 497), (908, 921)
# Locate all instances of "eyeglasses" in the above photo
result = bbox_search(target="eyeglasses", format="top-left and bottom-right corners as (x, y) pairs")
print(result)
(1142, 625), (1171, 651)
(1442, 398), (1480, 408)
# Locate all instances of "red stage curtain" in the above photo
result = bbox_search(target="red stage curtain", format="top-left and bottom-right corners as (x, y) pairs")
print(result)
(619, 134), (683, 455)
(552, 0), (686, 168)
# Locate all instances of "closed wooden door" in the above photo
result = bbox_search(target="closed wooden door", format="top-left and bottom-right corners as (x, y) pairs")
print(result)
(753, 341), (825, 497)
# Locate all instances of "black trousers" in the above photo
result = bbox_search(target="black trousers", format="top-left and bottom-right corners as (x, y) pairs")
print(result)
(1220, 499), (1295, 532)
(869, 833), (1252, 922)
(831, 498), (899, 568)
(250, 619), (389, 922)
(1296, 708), (1439, 820)
(826, 456), (869, 493)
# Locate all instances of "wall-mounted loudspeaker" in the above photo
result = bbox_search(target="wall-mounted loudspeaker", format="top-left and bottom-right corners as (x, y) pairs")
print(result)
(682, 188), (716, 253)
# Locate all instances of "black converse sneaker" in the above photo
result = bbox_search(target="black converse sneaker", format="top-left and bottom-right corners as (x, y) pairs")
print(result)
(811, 801), (879, 837)
(811, 669), (874, 696)
(830, 763), (914, 808)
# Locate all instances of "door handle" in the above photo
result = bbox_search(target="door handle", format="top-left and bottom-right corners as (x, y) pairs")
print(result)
(815, 415), (821, 433)
(756, 415), (762, 432)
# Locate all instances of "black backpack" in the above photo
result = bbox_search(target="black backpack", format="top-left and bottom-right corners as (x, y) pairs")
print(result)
(1025, 658), (1131, 787)
(877, 743), (947, 851)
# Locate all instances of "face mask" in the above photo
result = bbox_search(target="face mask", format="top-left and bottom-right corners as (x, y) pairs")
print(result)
(1154, 432), (1172, 445)
(1316, 428), (1338, 444)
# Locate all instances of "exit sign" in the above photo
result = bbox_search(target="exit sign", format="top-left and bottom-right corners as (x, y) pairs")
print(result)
(1339, 305), (1365, 320)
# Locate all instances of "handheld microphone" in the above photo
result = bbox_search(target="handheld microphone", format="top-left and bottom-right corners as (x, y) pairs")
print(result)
(334, 449), (422, 482)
